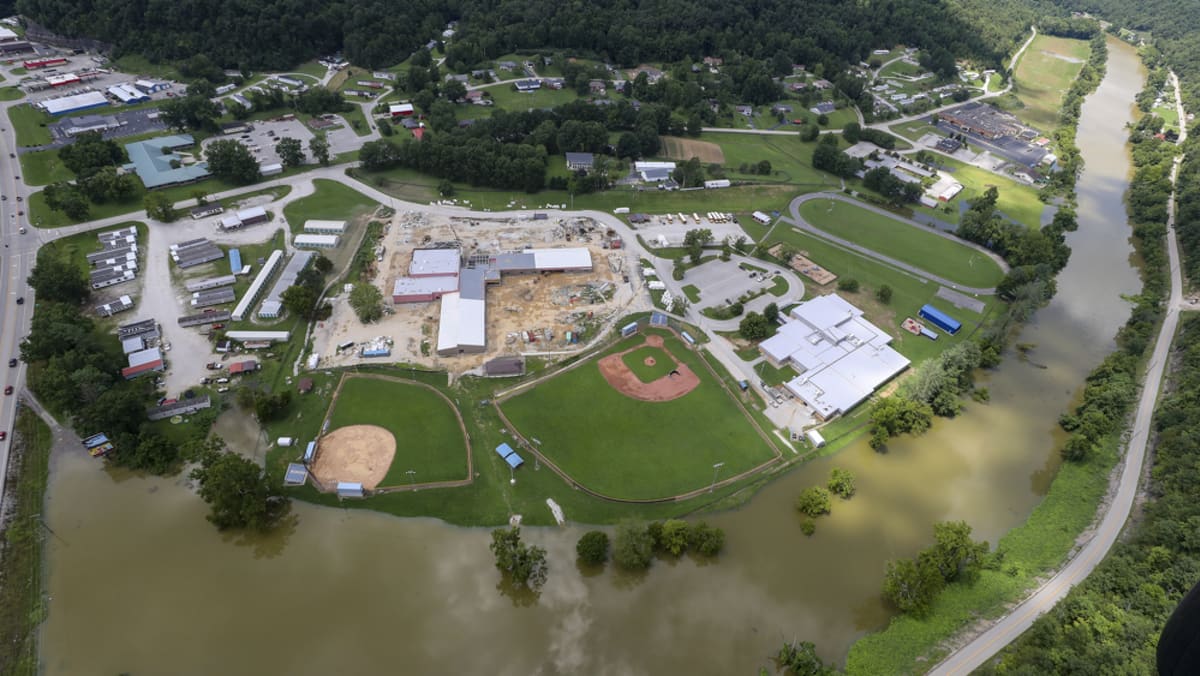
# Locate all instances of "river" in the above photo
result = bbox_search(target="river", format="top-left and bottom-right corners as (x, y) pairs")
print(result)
(36, 38), (1145, 675)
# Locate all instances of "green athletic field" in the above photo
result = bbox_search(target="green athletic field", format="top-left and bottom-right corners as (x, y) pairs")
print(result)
(501, 329), (778, 500)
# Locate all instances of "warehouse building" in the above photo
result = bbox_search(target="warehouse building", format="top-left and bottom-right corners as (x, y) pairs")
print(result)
(59, 113), (122, 136)
(232, 250), (283, 321)
(40, 90), (110, 116)
(258, 251), (314, 319)
(759, 294), (909, 421)
(122, 347), (165, 379)
(124, 135), (209, 188)
(294, 234), (340, 249)
(107, 83), (150, 104)
(303, 219), (346, 234)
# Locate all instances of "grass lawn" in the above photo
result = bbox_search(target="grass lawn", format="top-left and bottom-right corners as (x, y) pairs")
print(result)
(112, 54), (181, 82)
(19, 148), (74, 186)
(292, 61), (330, 79)
(1011, 34), (1090, 130)
(768, 275), (789, 296)
(501, 329), (778, 500)
(8, 104), (52, 146)
(934, 155), (1045, 228)
(682, 284), (701, 302)
(487, 85), (580, 112)
(709, 132), (836, 187)
(326, 375), (469, 485)
(0, 86), (23, 101)
(621, 344), (676, 382)
(754, 360), (793, 387)
(40, 221), (146, 278)
(341, 105), (372, 137)
(798, 199), (1005, 288)
(763, 226), (999, 366)
(281, 178), (378, 233)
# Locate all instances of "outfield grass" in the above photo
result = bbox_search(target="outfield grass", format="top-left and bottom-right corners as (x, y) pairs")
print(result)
(282, 178), (378, 233)
(0, 86), (23, 101)
(8, 104), (52, 146)
(1012, 34), (1091, 130)
(621, 345), (676, 382)
(502, 330), (778, 500)
(798, 199), (1005, 288)
(764, 226), (999, 366)
(19, 148), (73, 186)
(326, 375), (469, 485)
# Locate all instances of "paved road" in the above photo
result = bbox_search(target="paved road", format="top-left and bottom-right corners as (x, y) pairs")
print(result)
(931, 70), (1188, 675)
(781, 192), (1006, 296)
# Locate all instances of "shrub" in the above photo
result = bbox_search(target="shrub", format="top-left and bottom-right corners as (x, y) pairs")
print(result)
(576, 530), (610, 565)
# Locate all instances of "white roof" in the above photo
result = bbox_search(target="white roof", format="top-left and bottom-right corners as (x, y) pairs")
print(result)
(121, 336), (145, 354)
(41, 91), (108, 115)
(928, 176), (963, 201)
(128, 346), (163, 367)
(225, 330), (291, 341)
(236, 206), (267, 221)
(232, 249), (283, 320)
(46, 73), (80, 86)
(294, 234), (339, 247)
(410, 248), (461, 276)
(532, 247), (592, 270)
(436, 292), (486, 352)
(219, 215), (242, 228)
(304, 219), (346, 233)
(389, 103), (414, 114)
(0, 27), (17, 41)
(634, 161), (676, 171)
(761, 294), (909, 418)
(393, 275), (459, 298)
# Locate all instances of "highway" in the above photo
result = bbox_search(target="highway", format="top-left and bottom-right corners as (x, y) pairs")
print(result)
(930, 70), (1189, 675)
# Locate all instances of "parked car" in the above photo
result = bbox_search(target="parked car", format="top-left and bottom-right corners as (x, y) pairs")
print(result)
(206, 362), (221, 370)
(4, 386), (12, 395)
(7, 358), (16, 367)
(216, 377), (229, 384)
(217, 386), (229, 393)
(0, 431), (7, 441)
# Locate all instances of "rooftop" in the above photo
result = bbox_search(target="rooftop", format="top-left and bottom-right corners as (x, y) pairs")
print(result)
(123, 135), (210, 188)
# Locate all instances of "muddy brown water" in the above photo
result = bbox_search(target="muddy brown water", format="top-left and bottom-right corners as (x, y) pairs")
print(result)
(38, 39), (1145, 674)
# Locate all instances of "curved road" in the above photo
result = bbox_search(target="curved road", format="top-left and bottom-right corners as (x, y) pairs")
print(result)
(931, 71), (1189, 675)
(783, 192), (1007, 295)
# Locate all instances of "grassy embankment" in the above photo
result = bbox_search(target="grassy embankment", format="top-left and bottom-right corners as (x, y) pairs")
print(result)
(797, 199), (1006, 288)
(0, 409), (54, 676)
(1008, 34), (1091, 131)
(282, 178), (377, 234)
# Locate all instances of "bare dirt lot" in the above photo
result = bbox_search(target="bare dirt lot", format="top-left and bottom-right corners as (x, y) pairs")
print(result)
(310, 424), (396, 489)
(310, 210), (641, 373)
(597, 334), (700, 401)
(659, 135), (726, 164)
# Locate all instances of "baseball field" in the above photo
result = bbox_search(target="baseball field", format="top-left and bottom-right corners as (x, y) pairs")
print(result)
(500, 329), (779, 500)
(318, 375), (470, 487)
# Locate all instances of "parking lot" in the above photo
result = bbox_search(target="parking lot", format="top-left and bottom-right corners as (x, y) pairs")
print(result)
(47, 107), (167, 143)
(685, 259), (774, 306)
(632, 214), (748, 247)
(202, 118), (316, 168)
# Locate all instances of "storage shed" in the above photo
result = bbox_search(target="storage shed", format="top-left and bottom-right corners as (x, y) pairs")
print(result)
(918, 304), (961, 334)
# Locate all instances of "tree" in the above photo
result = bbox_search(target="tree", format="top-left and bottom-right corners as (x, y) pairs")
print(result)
(350, 284), (384, 323)
(659, 519), (691, 556)
(842, 122), (862, 143)
(876, 284), (894, 304)
(252, 390), (292, 422)
(777, 640), (836, 676)
(159, 94), (220, 131)
(929, 520), (990, 584)
(827, 468), (856, 498)
(275, 137), (304, 168)
(613, 520), (654, 570)
(442, 79), (467, 102)
(883, 555), (944, 616)
(868, 396), (935, 449)
(764, 302), (780, 323)
(205, 140), (261, 185)
(795, 487), (832, 517)
(42, 181), (91, 220)
(313, 255), (334, 275)
(438, 179), (455, 197)
(683, 228), (712, 263)
(489, 527), (549, 590)
(58, 131), (126, 179)
(739, 312), (770, 340)
(309, 135), (331, 166)
(837, 278), (860, 292)
(576, 530), (610, 565)
(192, 190), (209, 205)
(799, 124), (820, 141)
(191, 450), (289, 531)
(117, 429), (181, 475)
(144, 191), (178, 222)
(281, 284), (319, 319)
(616, 132), (641, 159)
(687, 522), (726, 556)
(28, 255), (90, 305)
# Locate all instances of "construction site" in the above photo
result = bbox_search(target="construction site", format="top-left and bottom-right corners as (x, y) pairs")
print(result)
(311, 209), (640, 373)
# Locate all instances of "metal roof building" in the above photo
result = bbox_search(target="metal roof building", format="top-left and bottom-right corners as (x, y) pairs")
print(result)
(232, 250), (283, 321)
(225, 331), (290, 343)
(123, 135), (210, 188)
(40, 90), (109, 115)
(392, 275), (459, 303)
(304, 220), (347, 234)
(258, 251), (314, 319)
(760, 294), (909, 421)
(294, 234), (340, 249)
(436, 292), (486, 355)
(410, 248), (461, 277)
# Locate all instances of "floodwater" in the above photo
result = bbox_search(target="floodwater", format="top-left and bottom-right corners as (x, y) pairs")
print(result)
(38, 39), (1145, 674)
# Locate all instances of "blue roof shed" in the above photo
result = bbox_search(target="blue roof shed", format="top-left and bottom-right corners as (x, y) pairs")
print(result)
(229, 248), (242, 273)
(919, 304), (961, 334)
(495, 443), (525, 468)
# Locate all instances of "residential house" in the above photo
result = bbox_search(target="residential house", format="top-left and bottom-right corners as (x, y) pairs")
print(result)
(565, 152), (594, 171)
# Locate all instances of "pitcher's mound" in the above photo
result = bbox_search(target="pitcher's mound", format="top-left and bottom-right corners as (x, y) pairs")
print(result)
(310, 424), (396, 490)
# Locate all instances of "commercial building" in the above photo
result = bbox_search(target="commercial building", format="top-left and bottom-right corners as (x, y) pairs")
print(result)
(59, 113), (121, 136)
(107, 83), (150, 104)
(759, 294), (910, 420)
(124, 135), (209, 188)
(294, 234), (340, 249)
(40, 90), (110, 116)
(258, 251), (314, 319)
(46, 73), (81, 88)
(23, 57), (68, 69)
(634, 161), (676, 182)
(232, 250), (283, 321)
(938, 102), (1023, 139)
(304, 219), (346, 234)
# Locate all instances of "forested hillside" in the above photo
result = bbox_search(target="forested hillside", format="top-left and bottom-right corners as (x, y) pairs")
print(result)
(12, 0), (1040, 73)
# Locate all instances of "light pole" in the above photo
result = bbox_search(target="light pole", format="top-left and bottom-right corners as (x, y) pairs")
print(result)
(406, 469), (416, 486)
(509, 465), (516, 485)
(710, 461), (725, 493)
